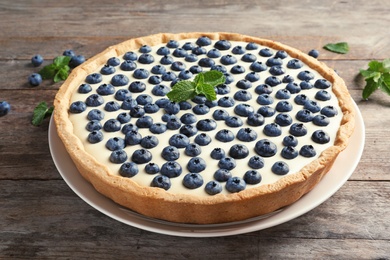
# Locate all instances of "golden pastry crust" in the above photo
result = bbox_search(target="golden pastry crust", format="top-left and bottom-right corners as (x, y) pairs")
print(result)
(54, 32), (355, 224)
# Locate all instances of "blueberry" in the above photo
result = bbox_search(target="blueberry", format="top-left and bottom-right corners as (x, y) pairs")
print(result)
(187, 157), (207, 173)
(164, 101), (180, 114)
(138, 53), (154, 64)
(120, 60), (137, 71)
(275, 89), (291, 100)
(149, 123), (167, 134)
(205, 181), (223, 195)
(313, 115), (330, 126)
(151, 175), (171, 190)
(275, 113), (293, 126)
(151, 84), (170, 96)
(234, 90), (252, 101)
(212, 109), (228, 121)
(234, 103), (254, 117)
(63, 49), (75, 57)
(196, 119), (217, 131)
(244, 42), (258, 50)
(312, 130), (330, 144)
(87, 109), (104, 121)
(115, 89), (132, 101)
(86, 73), (103, 84)
(180, 124), (198, 137)
(230, 65), (245, 74)
(216, 84), (230, 95)
(300, 81), (313, 90)
(281, 146), (298, 159)
(155, 98), (170, 108)
(196, 36), (212, 46)
(123, 51), (137, 61)
(259, 48), (274, 57)
(140, 135), (159, 149)
(103, 119), (121, 132)
(136, 115), (153, 128)
(232, 45), (246, 54)
(236, 79), (252, 89)
(109, 149), (128, 164)
(170, 61), (186, 71)
(78, 83), (92, 94)
(189, 65), (203, 74)
(130, 105), (145, 118)
(160, 161), (182, 177)
(214, 39), (231, 50)
(266, 57), (283, 67)
(214, 169), (232, 182)
(299, 145), (316, 157)
(215, 129), (235, 142)
(271, 161), (289, 175)
(237, 128), (257, 142)
(294, 94), (309, 105)
(86, 120), (102, 132)
(229, 144), (249, 159)
(100, 64), (116, 75)
(192, 95), (207, 104)
(257, 106), (276, 117)
(282, 75), (295, 83)
(69, 55), (85, 67)
(225, 116), (243, 127)
(255, 139), (277, 157)
(211, 64), (227, 73)
(198, 57), (215, 67)
(145, 163), (160, 174)
(125, 130), (142, 145)
(104, 101), (121, 112)
(218, 157), (236, 170)
(308, 49), (320, 58)
(247, 113), (265, 126)
(180, 113), (197, 124)
(111, 74), (129, 86)
(119, 162), (139, 177)
(321, 106), (338, 117)
(286, 59), (303, 69)
(304, 100), (321, 113)
(192, 104), (210, 115)
(28, 73), (42, 86)
(122, 123), (138, 134)
(218, 96), (235, 107)
(131, 148), (152, 164)
(283, 135), (298, 147)
(226, 177), (246, 193)
(166, 117), (182, 130)
(242, 53), (257, 63)
(133, 68), (150, 79)
(87, 130), (104, 144)
(257, 94), (274, 105)
(179, 101), (192, 110)
(144, 103), (160, 114)
(31, 54), (44, 67)
(185, 143), (202, 157)
(183, 173), (204, 189)
(161, 71), (177, 81)
(255, 84), (273, 95)
(172, 48), (188, 58)
(207, 48), (221, 58)
(315, 90), (331, 101)
(178, 70), (193, 80)
(106, 137), (126, 151)
(275, 50), (288, 59)
(192, 46), (207, 55)
(297, 70), (315, 81)
(269, 65), (285, 76)
(169, 134), (190, 148)
(211, 148), (226, 160)
(181, 42), (195, 51)
(248, 156), (265, 169)
(275, 101), (293, 112)
(0, 101), (10, 117)
(135, 94), (153, 106)
(289, 123), (308, 137)
(265, 76), (282, 86)
(96, 84), (115, 96)
(250, 61), (267, 72)
(157, 47), (170, 55)
(160, 55), (174, 65)
(296, 109), (314, 122)
(121, 98), (138, 110)
(161, 146), (180, 161)
(220, 54), (237, 65)
(263, 123), (282, 137)
(195, 133), (212, 146)
(148, 75), (162, 84)
(286, 82), (301, 94)
(243, 170), (262, 185)
(68, 101), (86, 114)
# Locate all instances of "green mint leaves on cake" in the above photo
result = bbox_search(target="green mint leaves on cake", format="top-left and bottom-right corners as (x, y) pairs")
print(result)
(323, 42), (349, 54)
(39, 56), (72, 83)
(32, 102), (54, 126)
(167, 71), (225, 102)
(360, 59), (390, 99)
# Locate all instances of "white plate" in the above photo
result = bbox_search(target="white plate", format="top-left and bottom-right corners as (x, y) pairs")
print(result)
(49, 101), (364, 237)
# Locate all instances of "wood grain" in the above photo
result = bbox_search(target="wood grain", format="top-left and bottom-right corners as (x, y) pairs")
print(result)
(0, 0), (389, 258)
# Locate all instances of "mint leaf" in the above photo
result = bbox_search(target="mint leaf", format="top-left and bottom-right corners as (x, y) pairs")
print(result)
(53, 56), (71, 67)
(323, 42), (349, 54)
(39, 56), (71, 83)
(196, 83), (216, 101)
(361, 59), (390, 99)
(39, 64), (57, 80)
(166, 81), (196, 102)
(200, 70), (225, 86)
(32, 102), (54, 126)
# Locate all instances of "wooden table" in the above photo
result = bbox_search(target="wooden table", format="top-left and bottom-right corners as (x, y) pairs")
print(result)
(1, 0), (389, 258)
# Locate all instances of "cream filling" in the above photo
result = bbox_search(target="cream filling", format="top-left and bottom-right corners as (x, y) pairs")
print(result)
(69, 39), (342, 197)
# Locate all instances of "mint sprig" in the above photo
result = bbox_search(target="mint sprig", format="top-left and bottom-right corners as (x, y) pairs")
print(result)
(32, 102), (54, 126)
(360, 59), (390, 100)
(323, 42), (349, 54)
(167, 71), (225, 102)
(39, 56), (72, 83)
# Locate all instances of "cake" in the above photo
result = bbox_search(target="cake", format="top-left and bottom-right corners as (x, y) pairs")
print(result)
(54, 32), (355, 224)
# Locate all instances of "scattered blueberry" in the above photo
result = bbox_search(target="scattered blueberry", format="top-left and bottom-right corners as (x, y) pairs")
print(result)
(234, 104), (254, 117)
(192, 104), (210, 115)
(232, 45), (246, 54)
(180, 113), (197, 124)
(286, 82), (301, 94)
(157, 47), (170, 56)
(269, 65), (285, 76)
(138, 53), (155, 64)
(63, 49), (75, 57)
(31, 54), (44, 67)
(265, 76), (282, 86)
(28, 73), (42, 86)
(69, 55), (85, 67)
(0, 101), (11, 117)
(242, 53), (257, 63)
(255, 84), (273, 95)
(308, 49), (319, 58)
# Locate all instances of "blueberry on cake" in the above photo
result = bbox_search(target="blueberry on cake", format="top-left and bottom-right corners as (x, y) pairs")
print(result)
(54, 32), (355, 224)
